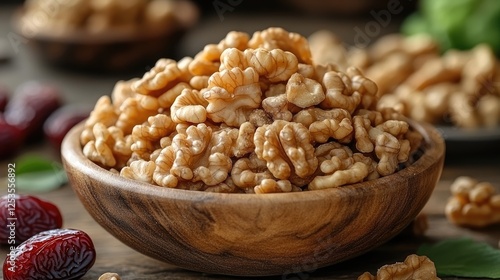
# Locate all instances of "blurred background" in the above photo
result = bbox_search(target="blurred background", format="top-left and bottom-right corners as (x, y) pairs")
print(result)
(1, 0), (500, 160)
(2, 3), (500, 280)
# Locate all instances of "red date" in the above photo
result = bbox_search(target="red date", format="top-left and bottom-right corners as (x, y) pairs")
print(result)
(0, 116), (23, 159)
(3, 228), (96, 280)
(0, 194), (63, 244)
(4, 81), (62, 141)
(0, 84), (8, 112)
(44, 104), (90, 151)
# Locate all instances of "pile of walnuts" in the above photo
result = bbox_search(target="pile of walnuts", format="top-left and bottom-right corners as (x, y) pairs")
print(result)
(445, 176), (500, 227)
(81, 27), (423, 193)
(310, 31), (500, 128)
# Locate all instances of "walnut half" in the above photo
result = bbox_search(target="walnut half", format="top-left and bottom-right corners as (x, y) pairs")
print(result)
(358, 254), (440, 280)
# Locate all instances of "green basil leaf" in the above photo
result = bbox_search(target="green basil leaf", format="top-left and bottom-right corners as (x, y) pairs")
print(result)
(13, 155), (68, 192)
(417, 237), (500, 278)
(15, 155), (59, 175)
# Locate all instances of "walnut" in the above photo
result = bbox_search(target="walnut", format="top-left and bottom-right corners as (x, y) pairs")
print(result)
(264, 83), (286, 97)
(111, 78), (137, 108)
(204, 67), (262, 126)
(320, 71), (362, 114)
(98, 272), (121, 280)
(108, 126), (133, 167)
(132, 58), (191, 96)
(132, 114), (176, 142)
(248, 27), (312, 64)
(405, 57), (461, 91)
(120, 159), (155, 184)
(220, 48), (298, 83)
(308, 30), (348, 68)
(398, 212), (429, 238)
(262, 94), (293, 122)
(353, 111), (410, 176)
(446, 176), (500, 228)
(188, 31), (250, 76)
(308, 142), (369, 190)
(293, 108), (352, 143)
(358, 254), (440, 280)
(231, 156), (274, 190)
(115, 96), (158, 135)
(153, 124), (233, 187)
(255, 179), (300, 194)
(347, 67), (378, 110)
(248, 109), (273, 127)
(461, 44), (496, 95)
(254, 120), (318, 180)
(230, 121), (256, 157)
(285, 73), (325, 108)
(82, 122), (117, 168)
(155, 82), (190, 109)
(352, 153), (379, 181)
(80, 96), (118, 145)
(170, 88), (208, 123)
(364, 53), (413, 96)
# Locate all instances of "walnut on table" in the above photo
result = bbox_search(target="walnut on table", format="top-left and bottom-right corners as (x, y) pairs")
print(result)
(98, 272), (121, 280)
(358, 254), (440, 280)
(81, 27), (423, 193)
(445, 176), (500, 228)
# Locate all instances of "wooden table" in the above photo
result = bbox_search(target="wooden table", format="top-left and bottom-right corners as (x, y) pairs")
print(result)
(1, 3), (500, 279)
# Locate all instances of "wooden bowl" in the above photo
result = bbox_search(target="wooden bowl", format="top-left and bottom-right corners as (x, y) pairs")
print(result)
(61, 120), (445, 277)
(10, 1), (199, 73)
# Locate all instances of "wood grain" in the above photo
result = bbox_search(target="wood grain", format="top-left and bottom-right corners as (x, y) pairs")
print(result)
(60, 121), (445, 277)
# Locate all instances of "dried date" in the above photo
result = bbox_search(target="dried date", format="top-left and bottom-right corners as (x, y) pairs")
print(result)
(4, 81), (62, 141)
(44, 104), (91, 151)
(0, 194), (63, 244)
(3, 228), (96, 280)
(0, 117), (23, 159)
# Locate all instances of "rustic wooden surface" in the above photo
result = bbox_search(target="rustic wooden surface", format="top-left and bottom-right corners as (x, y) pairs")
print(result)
(1, 142), (499, 280)
(1, 3), (500, 279)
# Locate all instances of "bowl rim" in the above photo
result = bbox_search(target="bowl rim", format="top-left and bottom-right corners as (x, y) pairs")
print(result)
(61, 119), (445, 202)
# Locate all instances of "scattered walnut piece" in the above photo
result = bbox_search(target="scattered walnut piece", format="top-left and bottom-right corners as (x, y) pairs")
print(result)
(398, 212), (429, 238)
(358, 254), (440, 280)
(98, 272), (121, 280)
(445, 176), (500, 227)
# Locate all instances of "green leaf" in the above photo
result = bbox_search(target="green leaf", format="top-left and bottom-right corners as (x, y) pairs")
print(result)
(417, 237), (500, 278)
(13, 155), (68, 192)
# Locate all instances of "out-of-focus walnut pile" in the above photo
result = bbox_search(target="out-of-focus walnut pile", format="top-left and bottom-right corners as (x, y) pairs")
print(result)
(309, 31), (500, 128)
(445, 176), (500, 227)
(357, 254), (440, 280)
(20, 0), (190, 35)
(80, 27), (424, 193)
